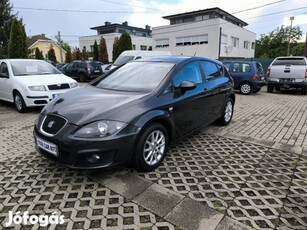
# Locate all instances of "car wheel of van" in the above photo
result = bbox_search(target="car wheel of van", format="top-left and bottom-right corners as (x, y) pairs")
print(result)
(267, 84), (274, 93)
(240, 83), (253, 95)
(79, 73), (86, 82)
(217, 98), (233, 126)
(14, 92), (28, 113)
(301, 87), (307, 95)
(134, 123), (168, 172)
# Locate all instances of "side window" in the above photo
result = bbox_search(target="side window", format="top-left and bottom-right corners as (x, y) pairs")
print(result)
(223, 63), (230, 72)
(200, 61), (222, 81)
(172, 62), (202, 87)
(0, 62), (9, 76)
(242, 63), (251, 72)
(233, 63), (241, 72)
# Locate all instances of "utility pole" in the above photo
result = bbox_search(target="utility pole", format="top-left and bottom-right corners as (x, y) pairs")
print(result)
(287, 16), (294, 56)
(57, 31), (63, 63)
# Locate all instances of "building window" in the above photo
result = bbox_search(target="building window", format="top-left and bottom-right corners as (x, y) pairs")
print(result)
(141, 45), (147, 50)
(221, 34), (227, 44)
(231, 37), (239, 47)
(118, 29), (126, 34)
(176, 35), (208, 46)
(132, 44), (136, 50)
(176, 18), (183, 24)
(243, 41), (250, 49)
(251, 42), (255, 49)
(155, 39), (169, 48)
(195, 15), (209, 21)
(44, 43), (49, 49)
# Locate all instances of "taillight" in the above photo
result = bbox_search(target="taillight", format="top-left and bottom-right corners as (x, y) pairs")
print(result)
(266, 68), (270, 78)
(305, 69), (307, 78)
(87, 65), (91, 73)
(253, 74), (260, 81)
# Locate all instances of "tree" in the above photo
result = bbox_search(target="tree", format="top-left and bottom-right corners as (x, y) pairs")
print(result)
(0, 0), (16, 58)
(99, 36), (108, 63)
(35, 47), (44, 59)
(8, 18), (27, 58)
(82, 46), (88, 60)
(112, 37), (120, 62)
(255, 25), (302, 58)
(65, 46), (72, 63)
(93, 40), (99, 61)
(72, 47), (80, 60)
(117, 32), (132, 56)
(47, 45), (57, 63)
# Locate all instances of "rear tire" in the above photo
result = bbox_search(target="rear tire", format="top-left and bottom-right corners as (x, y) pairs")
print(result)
(217, 98), (234, 126)
(79, 73), (86, 82)
(267, 84), (274, 93)
(14, 92), (28, 113)
(239, 83), (253, 95)
(134, 123), (168, 172)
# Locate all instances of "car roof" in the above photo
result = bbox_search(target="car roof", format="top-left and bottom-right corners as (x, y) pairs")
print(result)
(222, 60), (259, 64)
(134, 56), (223, 65)
(0, 59), (46, 62)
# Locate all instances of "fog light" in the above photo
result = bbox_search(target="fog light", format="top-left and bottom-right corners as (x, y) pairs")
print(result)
(87, 154), (101, 163)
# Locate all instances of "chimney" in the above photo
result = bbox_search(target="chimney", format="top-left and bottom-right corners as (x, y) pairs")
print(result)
(41, 33), (45, 37)
(145, 25), (151, 30)
(105, 21), (111, 25)
(122, 21), (128, 26)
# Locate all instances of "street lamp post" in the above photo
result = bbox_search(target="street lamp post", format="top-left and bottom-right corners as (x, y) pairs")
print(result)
(287, 16), (295, 56)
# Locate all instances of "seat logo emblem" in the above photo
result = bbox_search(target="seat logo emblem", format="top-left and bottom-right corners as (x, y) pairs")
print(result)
(48, 121), (55, 128)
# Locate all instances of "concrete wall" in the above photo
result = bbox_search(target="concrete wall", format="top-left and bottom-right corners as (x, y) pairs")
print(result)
(152, 18), (256, 59)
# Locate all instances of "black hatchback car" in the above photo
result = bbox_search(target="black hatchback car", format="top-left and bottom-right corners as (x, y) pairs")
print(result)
(222, 61), (265, 94)
(34, 57), (235, 171)
(61, 60), (102, 82)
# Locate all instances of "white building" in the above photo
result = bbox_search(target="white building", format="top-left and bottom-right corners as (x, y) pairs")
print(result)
(79, 22), (153, 62)
(152, 7), (256, 59)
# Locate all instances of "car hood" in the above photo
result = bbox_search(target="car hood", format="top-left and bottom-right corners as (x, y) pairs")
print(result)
(15, 74), (76, 86)
(43, 85), (150, 125)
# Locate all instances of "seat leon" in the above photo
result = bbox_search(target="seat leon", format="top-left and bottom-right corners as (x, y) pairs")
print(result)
(33, 57), (235, 171)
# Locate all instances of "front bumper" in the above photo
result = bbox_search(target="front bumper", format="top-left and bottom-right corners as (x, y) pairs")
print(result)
(33, 122), (138, 169)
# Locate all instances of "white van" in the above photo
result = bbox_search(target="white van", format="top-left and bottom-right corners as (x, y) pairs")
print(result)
(110, 50), (171, 70)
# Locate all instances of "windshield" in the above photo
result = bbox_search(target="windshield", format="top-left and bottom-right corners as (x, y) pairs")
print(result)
(94, 61), (174, 92)
(11, 60), (62, 76)
(113, 55), (135, 66)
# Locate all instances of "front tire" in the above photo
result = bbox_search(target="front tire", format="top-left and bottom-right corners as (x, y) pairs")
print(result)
(240, 83), (253, 95)
(14, 92), (28, 113)
(217, 98), (234, 126)
(267, 84), (274, 93)
(134, 123), (168, 172)
(79, 73), (86, 82)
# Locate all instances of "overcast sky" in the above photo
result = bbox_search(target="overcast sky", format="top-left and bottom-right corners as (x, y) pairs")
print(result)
(10, 0), (307, 47)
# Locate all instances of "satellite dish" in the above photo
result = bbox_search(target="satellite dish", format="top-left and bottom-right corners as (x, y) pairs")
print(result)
(225, 46), (233, 54)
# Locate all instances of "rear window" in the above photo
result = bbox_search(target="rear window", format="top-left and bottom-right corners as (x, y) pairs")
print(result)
(272, 58), (306, 65)
(89, 62), (102, 68)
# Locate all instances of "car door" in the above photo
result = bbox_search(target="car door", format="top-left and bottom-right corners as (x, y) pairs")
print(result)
(200, 61), (230, 119)
(160, 61), (211, 138)
(0, 61), (13, 101)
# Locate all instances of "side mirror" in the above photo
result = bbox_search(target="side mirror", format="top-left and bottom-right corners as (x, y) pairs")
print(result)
(179, 81), (196, 91)
(0, 72), (9, 78)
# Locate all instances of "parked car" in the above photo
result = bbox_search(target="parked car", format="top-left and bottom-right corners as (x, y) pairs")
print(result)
(56, 63), (66, 69)
(61, 60), (102, 82)
(0, 59), (79, 113)
(45, 60), (56, 67)
(222, 60), (265, 94)
(266, 56), (307, 95)
(108, 50), (172, 70)
(33, 56), (235, 171)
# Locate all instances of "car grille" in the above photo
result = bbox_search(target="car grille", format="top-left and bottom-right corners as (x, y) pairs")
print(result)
(41, 115), (67, 136)
(48, 83), (70, 90)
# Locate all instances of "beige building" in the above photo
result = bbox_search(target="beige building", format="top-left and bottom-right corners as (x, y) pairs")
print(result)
(28, 34), (66, 63)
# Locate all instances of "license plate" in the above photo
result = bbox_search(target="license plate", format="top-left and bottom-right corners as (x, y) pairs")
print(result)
(94, 70), (100, 73)
(261, 77), (265, 80)
(280, 78), (293, 83)
(36, 137), (58, 156)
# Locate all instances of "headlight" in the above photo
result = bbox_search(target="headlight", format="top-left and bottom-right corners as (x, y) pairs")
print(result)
(28, 85), (46, 91)
(69, 82), (79, 88)
(75, 120), (127, 138)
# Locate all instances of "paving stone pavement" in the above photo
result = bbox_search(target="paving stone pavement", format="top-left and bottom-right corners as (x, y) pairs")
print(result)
(1, 88), (307, 230)
(206, 87), (307, 150)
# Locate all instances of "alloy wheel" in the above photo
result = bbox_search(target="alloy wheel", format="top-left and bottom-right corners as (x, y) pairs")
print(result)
(241, 84), (251, 94)
(143, 130), (166, 166)
(224, 101), (233, 123)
